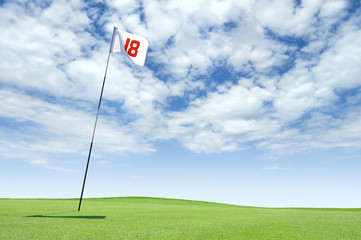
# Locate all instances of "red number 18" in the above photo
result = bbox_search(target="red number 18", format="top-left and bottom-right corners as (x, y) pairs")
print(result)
(125, 38), (140, 57)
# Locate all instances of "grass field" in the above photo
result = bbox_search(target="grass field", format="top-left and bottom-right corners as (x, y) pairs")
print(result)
(0, 197), (360, 239)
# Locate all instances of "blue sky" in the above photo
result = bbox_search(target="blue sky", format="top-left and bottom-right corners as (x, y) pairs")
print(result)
(0, 0), (361, 207)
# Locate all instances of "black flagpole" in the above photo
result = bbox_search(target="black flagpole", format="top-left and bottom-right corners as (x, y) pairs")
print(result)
(78, 47), (112, 211)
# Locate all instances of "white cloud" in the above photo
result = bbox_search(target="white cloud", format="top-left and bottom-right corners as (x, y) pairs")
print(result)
(254, 0), (347, 38)
(263, 166), (283, 171)
(274, 11), (361, 123)
(0, 0), (165, 164)
(0, 0), (360, 167)
(106, 0), (138, 16)
(29, 158), (72, 172)
(320, 0), (347, 18)
(0, 89), (155, 169)
(164, 79), (280, 153)
(161, 5), (361, 154)
(0, 0), (97, 99)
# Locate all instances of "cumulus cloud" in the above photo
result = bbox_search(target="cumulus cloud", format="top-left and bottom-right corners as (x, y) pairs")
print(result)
(0, 0), (360, 169)
(158, 1), (361, 153)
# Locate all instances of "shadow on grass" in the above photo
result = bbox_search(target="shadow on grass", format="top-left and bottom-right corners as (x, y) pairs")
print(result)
(26, 215), (106, 219)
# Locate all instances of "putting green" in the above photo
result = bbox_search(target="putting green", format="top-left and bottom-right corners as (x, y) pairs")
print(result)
(0, 197), (360, 239)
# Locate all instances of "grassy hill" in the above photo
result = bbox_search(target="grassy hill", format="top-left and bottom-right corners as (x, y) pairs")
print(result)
(0, 197), (360, 239)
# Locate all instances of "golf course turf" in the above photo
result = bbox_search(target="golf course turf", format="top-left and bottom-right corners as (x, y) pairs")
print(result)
(0, 197), (360, 239)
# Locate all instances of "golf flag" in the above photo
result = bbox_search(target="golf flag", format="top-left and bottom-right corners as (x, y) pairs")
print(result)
(78, 27), (149, 211)
(110, 27), (149, 66)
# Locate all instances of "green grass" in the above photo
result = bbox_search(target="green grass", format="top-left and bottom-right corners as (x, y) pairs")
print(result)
(0, 197), (360, 239)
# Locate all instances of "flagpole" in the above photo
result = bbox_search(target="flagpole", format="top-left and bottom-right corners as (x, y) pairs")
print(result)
(78, 47), (112, 211)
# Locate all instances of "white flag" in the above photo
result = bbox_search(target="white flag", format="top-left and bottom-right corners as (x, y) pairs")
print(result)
(110, 27), (149, 66)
